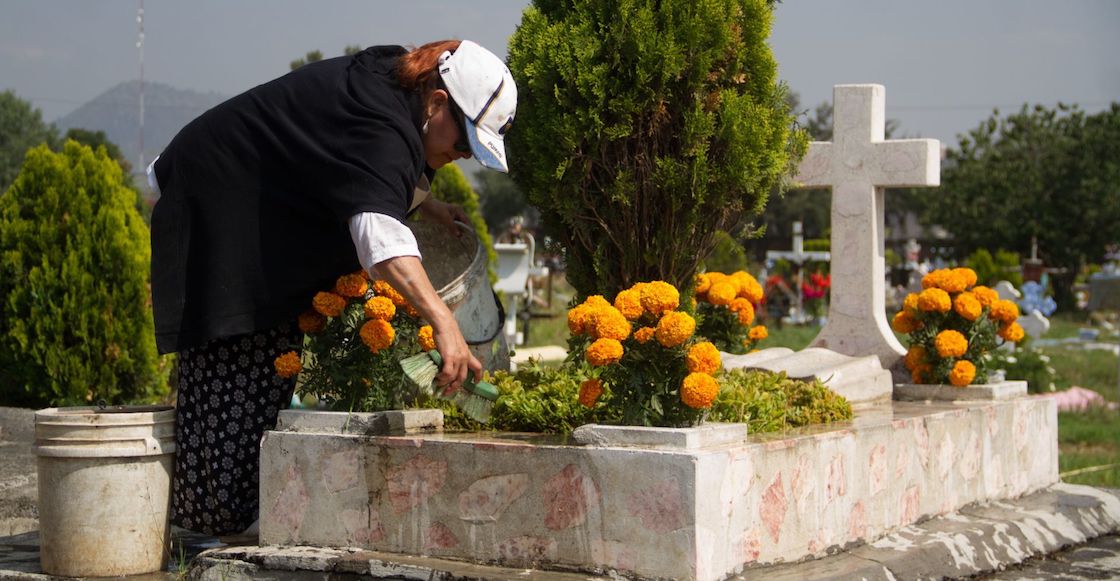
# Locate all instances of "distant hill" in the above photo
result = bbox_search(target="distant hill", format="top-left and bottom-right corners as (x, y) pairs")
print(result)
(54, 80), (227, 174)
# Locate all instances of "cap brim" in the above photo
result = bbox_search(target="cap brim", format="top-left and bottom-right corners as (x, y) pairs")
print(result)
(464, 118), (508, 173)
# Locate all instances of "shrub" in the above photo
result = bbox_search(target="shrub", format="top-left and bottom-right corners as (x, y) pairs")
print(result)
(0, 142), (167, 406)
(508, 0), (806, 297)
(709, 368), (852, 432)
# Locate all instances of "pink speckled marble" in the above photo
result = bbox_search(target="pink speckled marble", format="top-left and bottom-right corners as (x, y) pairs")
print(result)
(424, 522), (459, 550)
(543, 464), (599, 531)
(626, 478), (686, 533)
(387, 454), (448, 514)
(458, 473), (530, 524)
(760, 472), (787, 543)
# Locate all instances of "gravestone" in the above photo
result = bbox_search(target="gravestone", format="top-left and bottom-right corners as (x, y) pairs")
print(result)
(994, 280), (1021, 301)
(793, 85), (940, 370)
(766, 221), (831, 324)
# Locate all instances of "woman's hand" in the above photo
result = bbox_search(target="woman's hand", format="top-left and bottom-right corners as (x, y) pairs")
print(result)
(419, 198), (469, 237)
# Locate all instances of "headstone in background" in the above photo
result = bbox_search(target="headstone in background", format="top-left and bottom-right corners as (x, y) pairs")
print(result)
(1018, 310), (1051, 340)
(793, 84), (940, 369)
(994, 280), (1022, 301)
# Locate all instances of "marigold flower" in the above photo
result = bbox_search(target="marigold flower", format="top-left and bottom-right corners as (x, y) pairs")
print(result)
(953, 292), (982, 322)
(748, 325), (768, 341)
(567, 304), (594, 335)
(939, 270), (970, 294)
(372, 280), (407, 307)
(904, 345), (928, 371)
(732, 271), (764, 303)
(736, 303), (756, 326)
(363, 296), (396, 321)
(910, 364), (931, 385)
(695, 273), (712, 294)
(634, 326), (656, 344)
(891, 311), (922, 334)
(680, 372), (719, 409)
(707, 281), (737, 306)
(989, 299), (1019, 324)
(949, 360), (976, 387)
(953, 268), (978, 289)
(686, 342), (722, 374)
(578, 378), (603, 408)
(360, 319), (395, 353)
(639, 281), (680, 316)
(297, 310), (326, 334)
(917, 288), (952, 313)
(613, 288), (645, 321)
(312, 291), (347, 318)
(921, 270), (948, 290)
(934, 329), (968, 358)
(998, 322), (1025, 343)
(972, 286), (998, 307)
(655, 311), (696, 348)
(729, 297), (751, 313)
(274, 351), (302, 379)
(418, 325), (436, 351)
(334, 273), (369, 298)
(584, 295), (611, 310)
(586, 338), (624, 366)
(590, 307), (631, 341)
(903, 293), (920, 315)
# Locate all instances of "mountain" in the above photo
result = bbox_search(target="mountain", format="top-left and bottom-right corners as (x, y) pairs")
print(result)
(54, 80), (227, 174)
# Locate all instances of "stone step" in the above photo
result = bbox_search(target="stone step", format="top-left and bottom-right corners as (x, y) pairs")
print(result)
(723, 347), (893, 406)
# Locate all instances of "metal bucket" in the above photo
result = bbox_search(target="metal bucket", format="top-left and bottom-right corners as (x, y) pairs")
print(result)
(409, 221), (508, 371)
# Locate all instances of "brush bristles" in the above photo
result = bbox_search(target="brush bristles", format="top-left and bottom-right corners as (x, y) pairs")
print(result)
(400, 351), (440, 393)
(452, 390), (494, 423)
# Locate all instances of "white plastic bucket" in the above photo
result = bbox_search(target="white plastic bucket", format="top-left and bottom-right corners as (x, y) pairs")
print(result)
(34, 405), (176, 577)
(410, 221), (508, 371)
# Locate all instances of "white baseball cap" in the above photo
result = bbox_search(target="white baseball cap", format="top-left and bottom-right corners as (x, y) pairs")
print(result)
(438, 40), (517, 173)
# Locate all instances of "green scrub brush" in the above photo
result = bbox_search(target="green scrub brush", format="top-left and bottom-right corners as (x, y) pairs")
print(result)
(400, 350), (498, 423)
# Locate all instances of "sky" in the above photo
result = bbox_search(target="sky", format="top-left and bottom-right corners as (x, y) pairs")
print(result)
(2, 0), (1118, 151)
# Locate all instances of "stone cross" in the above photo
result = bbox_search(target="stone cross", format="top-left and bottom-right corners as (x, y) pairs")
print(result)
(794, 84), (940, 369)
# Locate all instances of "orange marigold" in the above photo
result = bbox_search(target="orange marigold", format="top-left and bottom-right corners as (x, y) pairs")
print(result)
(921, 269), (948, 290)
(312, 291), (347, 317)
(748, 325), (768, 341)
(334, 273), (369, 298)
(613, 289), (645, 321)
(584, 295), (611, 310)
(639, 281), (680, 316)
(998, 322), (1025, 343)
(680, 372), (719, 409)
(953, 292), (982, 322)
(578, 378), (603, 408)
(634, 326), (656, 344)
(910, 364), (932, 384)
(989, 299), (1019, 324)
(903, 293), (920, 315)
(707, 281), (737, 306)
(729, 297), (752, 313)
(360, 319), (395, 353)
(372, 280), (407, 307)
(655, 311), (696, 348)
(686, 341), (722, 374)
(274, 351), (302, 378)
(892, 311), (922, 334)
(567, 304), (594, 335)
(917, 288), (952, 313)
(418, 325), (436, 351)
(586, 338), (624, 366)
(732, 271), (764, 303)
(934, 329), (968, 358)
(363, 296), (396, 321)
(736, 302), (755, 326)
(904, 345), (928, 371)
(949, 360), (976, 387)
(953, 268), (978, 289)
(939, 269), (970, 293)
(972, 286), (998, 307)
(590, 307), (631, 341)
(297, 310), (326, 334)
(695, 273), (712, 294)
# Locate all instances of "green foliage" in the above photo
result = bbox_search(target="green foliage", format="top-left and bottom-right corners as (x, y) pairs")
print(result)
(702, 230), (750, 274)
(709, 368), (852, 432)
(1, 90), (59, 193)
(990, 344), (1056, 393)
(508, 0), (807, 297)
(439, 360), (852, 435)
(0, 141), (166, 407)
(928, 103), (1120, 308)
(63, 128), (131, 175)
(475, 170), (530, 236)
(431, 164), (497, 282)
(965, 248), (1022, 287)
(290, 49), (325, 71)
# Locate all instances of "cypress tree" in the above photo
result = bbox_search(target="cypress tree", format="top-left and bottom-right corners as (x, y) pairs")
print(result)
(0, 141), (166, 407)
(507, 0), (806, 297)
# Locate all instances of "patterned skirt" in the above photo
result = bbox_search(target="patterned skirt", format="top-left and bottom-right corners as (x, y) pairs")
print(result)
(171, 322), (302, 535)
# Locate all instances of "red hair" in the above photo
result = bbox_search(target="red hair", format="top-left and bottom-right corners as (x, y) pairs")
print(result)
(396, 40), (462, 102)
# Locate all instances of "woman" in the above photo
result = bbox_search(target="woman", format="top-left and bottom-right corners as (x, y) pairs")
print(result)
(147, 40), (516, 537)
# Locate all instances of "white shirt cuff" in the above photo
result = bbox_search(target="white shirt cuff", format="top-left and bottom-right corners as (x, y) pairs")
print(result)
(348, 212), (421, 273)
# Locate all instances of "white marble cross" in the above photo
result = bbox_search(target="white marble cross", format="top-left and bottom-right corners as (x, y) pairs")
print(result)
(794, 84), (940, 369)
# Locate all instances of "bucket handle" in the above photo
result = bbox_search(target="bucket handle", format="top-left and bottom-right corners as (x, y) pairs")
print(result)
(465, 289), (505, 346)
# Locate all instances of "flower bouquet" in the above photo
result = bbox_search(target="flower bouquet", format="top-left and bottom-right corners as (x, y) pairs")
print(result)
(567, 280), (736, 427)
(801, 271), (830, 320)
(693, 271), (768, 354)
(892, 267), (1024, 386)
(273, 272), (436, 411)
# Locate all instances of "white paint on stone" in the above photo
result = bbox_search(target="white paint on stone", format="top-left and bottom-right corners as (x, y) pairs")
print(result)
(794, 84), (940, 369)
